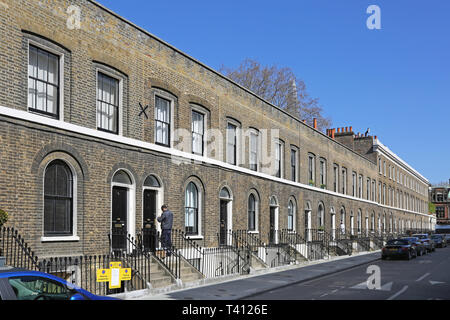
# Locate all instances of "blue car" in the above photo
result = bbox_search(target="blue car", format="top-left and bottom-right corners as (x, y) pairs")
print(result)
(0, 266), (119, 300)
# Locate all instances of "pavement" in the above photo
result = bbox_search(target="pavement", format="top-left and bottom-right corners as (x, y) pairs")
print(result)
(245, 246), (450, 300)
(113, 250), (381, 300)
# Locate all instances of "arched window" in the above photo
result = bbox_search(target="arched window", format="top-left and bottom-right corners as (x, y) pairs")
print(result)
(185, 182), (199, 235)
(44, 160), (73, 236)
(357, 209), (362, 233)
(113, 170), (132, 185)
(318, 202), (325, 228)
(248, 193), (258, 231)
(220, 187), (231, 200)
(288, 200), (295, 231)
(144, 175), (160, 188)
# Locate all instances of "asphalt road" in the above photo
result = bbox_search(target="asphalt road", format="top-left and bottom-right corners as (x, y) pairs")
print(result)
(245, 246), (450, 300)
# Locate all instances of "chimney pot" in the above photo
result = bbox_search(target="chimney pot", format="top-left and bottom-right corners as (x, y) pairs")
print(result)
(331, 129), (335, 139)
(337, 128), (340, 133)
(350, 126), (353, 132)
(345, 127), (348, 132)
(313, 118), (318, 129)
(374, 135), (378, 140)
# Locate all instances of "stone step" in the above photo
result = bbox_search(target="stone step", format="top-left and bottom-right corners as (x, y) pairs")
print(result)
(150, 275), (173, 288)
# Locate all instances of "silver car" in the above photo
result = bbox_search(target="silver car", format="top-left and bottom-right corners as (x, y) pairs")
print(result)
(412, 234), (435, 253)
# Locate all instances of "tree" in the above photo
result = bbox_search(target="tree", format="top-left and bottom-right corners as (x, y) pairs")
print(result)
(219, 58), (331, 131)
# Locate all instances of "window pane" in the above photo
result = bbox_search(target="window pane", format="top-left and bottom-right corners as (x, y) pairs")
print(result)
(37, 49), (48, 81)
(46, 84), (56, 115)
(47, 54), (59, 85)
(112, 170), (132, 184)
(28, 46), (38, 78)
(97, 72), (119, 133)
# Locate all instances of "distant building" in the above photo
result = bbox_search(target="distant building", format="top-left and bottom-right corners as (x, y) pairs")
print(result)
(430, 181), (450, 225)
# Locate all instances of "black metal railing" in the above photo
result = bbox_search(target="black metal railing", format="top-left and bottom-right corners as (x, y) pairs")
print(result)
(329, 229), (353, 256)
(305, 229), (332, 259)
(133, 228), (181, 280)
(38, 251), (150, 296)
(278, 229), (309, 260)
(0, 226), (40, 270)
(171, 229), (204, 276)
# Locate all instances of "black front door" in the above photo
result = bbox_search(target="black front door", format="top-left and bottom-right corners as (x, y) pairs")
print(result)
(112, 186), (128, 250)
(269, 207), (276, 244)
(143, 189), (157, 251)
(219, 200), (228, 246)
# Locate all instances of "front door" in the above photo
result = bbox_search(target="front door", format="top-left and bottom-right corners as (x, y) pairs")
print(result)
(331, 214), (336, 240)
(219, 200), (228, 246)
(305, 210), (311, 241)
(143, 189), (157, 251)
(112, 186), (128, 251)
(269, 207), (276, 244)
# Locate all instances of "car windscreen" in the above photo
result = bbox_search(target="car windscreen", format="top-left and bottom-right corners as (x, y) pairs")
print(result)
(387, 240), (409, 246)
(402, 238), (417, 242)
(412, 235), (426, 239)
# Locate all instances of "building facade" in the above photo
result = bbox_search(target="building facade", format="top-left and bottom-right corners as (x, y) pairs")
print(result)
(0, 0), (432, 258)
(430, 184), (450, 225)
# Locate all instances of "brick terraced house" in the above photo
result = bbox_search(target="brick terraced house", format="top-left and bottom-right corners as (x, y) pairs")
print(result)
(430, 183), (450, 225)
(0, 0), (434, 287)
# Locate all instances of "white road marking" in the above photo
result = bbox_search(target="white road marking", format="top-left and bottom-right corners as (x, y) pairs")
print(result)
(416, 273), (430, 282)
(350, 281), (392, 291)
(429, 281), (445, 285)
(387, 285), (408, 300)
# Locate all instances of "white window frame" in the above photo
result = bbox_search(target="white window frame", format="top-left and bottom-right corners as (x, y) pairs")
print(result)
(27, 39), (65, 121)
(248, 129), (260, 172)
(96, 68), (123, 136)
(154, 93), (174, 147)
(40, 159), (79, 242)
(185, 181), (203, 239)
(190, 104), (208, 156)
(226, 119), (240, 166)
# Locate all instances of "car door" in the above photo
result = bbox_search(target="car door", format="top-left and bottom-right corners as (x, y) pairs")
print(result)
(6, 275), (76, 300)
(0, 278), (17, 300)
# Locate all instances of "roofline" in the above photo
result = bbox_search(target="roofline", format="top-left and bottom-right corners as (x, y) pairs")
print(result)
(374, 139), (429, 184)
(87, 1), (380, 167)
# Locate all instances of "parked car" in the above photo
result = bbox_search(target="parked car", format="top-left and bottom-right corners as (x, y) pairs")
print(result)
(0, 266), (120, 300)
(401, 237), (426, 256)
(412, 234), (436, 253)
(431, 234), (447, 248)
(381, 239), (417, 260)
(444, 234), (450, 243)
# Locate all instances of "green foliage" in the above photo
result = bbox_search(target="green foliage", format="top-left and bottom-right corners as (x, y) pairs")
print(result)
(428, 202), (436, 214)
(0, 209), (8, 227)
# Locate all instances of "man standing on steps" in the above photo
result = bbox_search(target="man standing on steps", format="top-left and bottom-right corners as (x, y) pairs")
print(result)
(157, 204), (173, 257)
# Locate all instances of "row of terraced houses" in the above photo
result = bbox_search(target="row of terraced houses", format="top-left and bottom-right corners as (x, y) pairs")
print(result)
(0, 0), (435, 291)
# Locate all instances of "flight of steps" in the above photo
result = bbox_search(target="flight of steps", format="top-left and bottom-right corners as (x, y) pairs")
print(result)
(149, 256), (204, 288)
(179, 258), (204, 283)
(149, 257), (175, 289)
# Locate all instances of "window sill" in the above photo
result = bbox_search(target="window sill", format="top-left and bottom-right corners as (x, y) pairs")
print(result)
(41, 236), (80, 243)
(186, 235), (204, 240)
(248, 231), (259, 234)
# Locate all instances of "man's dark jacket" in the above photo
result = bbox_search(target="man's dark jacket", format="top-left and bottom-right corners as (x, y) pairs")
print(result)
(157, 210), (173, 230)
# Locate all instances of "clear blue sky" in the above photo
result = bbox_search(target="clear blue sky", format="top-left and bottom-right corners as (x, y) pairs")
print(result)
(97, 0), (450, 184)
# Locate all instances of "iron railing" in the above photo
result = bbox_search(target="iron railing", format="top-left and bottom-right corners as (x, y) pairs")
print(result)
(0, 226), (40, 270)
(110, 228), (180, 281)
(37, 252), (150, 296)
